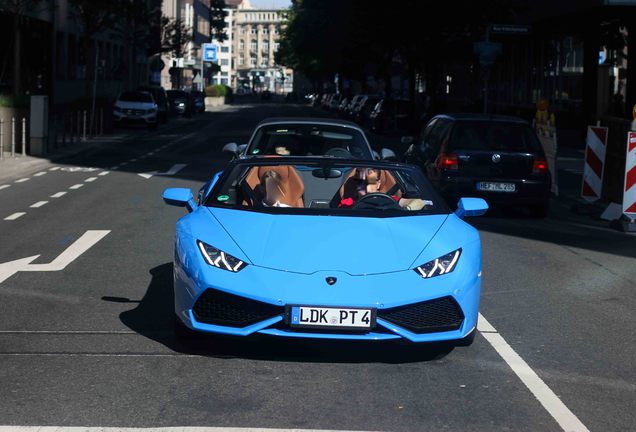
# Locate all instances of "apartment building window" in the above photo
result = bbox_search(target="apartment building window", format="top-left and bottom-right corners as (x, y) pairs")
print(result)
(239, 26), (245, 35)
(250, 57), (256, 67)
(239, 40), (244, 50)
(251, 27), (257, 34)
(221, 59), (229, 66)
(239, 57), (244, 66)
(221, 46), (229, 53)
(251, 40), (257, 51)
(262, 27), (269, 35)
(263, 41), (269, 51)
(274, 42), (280, 51)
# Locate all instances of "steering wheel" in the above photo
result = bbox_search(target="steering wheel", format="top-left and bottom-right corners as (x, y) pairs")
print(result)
(352, 192), (401, 210)
(324, 147), (353, 158)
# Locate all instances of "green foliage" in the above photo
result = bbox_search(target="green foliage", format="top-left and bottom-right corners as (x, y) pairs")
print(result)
(205, 84), (227, 97)
(0, 94), (30, 108)
(209, 0), (229, 43)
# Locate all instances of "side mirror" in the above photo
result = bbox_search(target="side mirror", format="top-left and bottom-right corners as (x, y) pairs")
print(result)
(222, 142), (238, 154)
(163, 188), (196, 212)
(238, 144), (247, 154)
(400, 136), (414, 144)
(455, 197), (488, 218)
(372, 150), (381, 160)
(381, 148), (397, 161)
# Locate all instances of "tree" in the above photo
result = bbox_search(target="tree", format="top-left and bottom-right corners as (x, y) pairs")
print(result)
(209, 0), (228, 43)
(68, 0), (120, 99)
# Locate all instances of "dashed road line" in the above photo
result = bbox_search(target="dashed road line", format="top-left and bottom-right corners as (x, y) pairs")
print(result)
(85, 177), (98, 182)
(15, 178), (29, 183)
(69, 184), (84, 190)
(48, 167), (60, 171)
(29, 201), (48, 208)
(4, 212), (26, 221)
(99, 171), (110, 176)
(119, 161), (129, 166)
(50, 192), (67, 198)
(478, 313), (589, 432)
(0, 185), (10, 191)
(33, 171), (47, 177)
(130, 158), (138, 162)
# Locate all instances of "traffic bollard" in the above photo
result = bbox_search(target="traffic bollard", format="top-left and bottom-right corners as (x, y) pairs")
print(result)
(22, 118), (26, 157)
(0, 119), (4, 160)
(82, 110), (87, 142)
(11, 117), (15, 157)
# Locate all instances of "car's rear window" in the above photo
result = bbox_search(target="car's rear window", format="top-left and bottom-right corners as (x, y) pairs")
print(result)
(119, 91), (153, 103)
(449, 122), (542, 152)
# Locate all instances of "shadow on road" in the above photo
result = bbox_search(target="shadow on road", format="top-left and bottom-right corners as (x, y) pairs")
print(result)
(115, 263), (455, 364)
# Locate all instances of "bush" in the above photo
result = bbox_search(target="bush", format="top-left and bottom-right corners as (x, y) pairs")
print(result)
(205, 84), (227, 98)
(0, 94), (30, 108)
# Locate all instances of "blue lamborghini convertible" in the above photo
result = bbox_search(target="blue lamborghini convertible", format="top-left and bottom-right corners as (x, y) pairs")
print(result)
(163, 157), (488, 345)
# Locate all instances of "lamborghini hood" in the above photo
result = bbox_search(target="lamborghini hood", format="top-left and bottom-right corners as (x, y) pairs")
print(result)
(207, 207), (448, 275)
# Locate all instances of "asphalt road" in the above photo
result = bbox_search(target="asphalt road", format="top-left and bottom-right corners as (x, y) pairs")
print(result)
(0, 101), (634, 432)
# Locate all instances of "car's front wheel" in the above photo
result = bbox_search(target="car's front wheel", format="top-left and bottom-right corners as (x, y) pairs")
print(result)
(455, 327), (477, 347)
(173, 314), (199, 341)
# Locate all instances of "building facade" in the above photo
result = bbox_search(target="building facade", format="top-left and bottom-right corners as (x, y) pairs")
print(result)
(231, 0), (292, 93)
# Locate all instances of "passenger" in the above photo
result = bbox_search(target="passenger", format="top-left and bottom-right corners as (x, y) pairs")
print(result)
(260, 170), (291, 207)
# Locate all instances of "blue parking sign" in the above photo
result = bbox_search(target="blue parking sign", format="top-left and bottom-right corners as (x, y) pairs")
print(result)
(203, 43), (217, 62)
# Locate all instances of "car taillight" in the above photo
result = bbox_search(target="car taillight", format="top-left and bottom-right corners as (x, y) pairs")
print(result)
(438, 154), (459, 171)
(533, 157), (549, 174)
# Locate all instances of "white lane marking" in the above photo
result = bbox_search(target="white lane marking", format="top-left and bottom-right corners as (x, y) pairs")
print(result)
(15, 178), (29, 183)
(0, 230), (110, 284)
(0, 185), (10, 191)
(4, 212), (25, 221)
(69, 184), (84, 190)
(478, 313), (589, 432)
(48, 167), (60, 171)
(0, 427), (372, 432)
(33, 171), (47, 177)
(138, 163), (187, 179)
(110, 166), (120, 170)
(50, 192), (67, 198)
(99, 171), (110, 176)
(119, 161), (129, 166)
(85, 177), (98, 182)
(29, 201), (48, 208)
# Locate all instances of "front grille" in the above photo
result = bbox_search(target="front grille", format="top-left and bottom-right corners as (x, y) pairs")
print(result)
(378, 296), (464, 333)
(126, 109), (145, 115)
(192, 289), (283, 327)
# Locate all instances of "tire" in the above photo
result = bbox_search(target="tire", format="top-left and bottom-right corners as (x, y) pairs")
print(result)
(529, 202), (549, 218)
(173, 314), (199, 341)
(455, 327), (477, 347)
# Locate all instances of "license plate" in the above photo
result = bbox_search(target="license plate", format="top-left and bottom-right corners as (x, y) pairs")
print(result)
(477, 182), (516, 192)
(288, 306), (375, 330)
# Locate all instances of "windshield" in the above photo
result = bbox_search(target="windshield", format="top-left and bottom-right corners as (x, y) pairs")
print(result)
(449, 121), (542, 152)
(247, 124), (373, 159)
(167, 90), (188, 99)
(205, 159), (447, 217)
(118, 91), (153, 103)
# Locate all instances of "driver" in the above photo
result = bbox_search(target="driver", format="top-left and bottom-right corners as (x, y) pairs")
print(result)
(339, 167), (384, 207)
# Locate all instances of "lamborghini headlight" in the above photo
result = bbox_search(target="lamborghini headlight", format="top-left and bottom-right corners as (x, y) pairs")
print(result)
(414, 249), (461, 278)
(197, 240), (247, 272)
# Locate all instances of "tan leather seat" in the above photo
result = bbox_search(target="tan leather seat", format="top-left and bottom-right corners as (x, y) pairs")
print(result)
(243, 165), (305, 207)
(338, 168), (401, 201)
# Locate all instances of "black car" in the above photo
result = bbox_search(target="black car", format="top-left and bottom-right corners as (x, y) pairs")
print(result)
(137, 86), (169, 123)
(166, 90), (194, 117)
(403, 114), (551, 217)
(190, 90), (205, 113)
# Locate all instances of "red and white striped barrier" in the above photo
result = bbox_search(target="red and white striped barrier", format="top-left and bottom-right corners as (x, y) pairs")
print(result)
(581, 126), (607, 202)
(623, 131), (636, 219)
